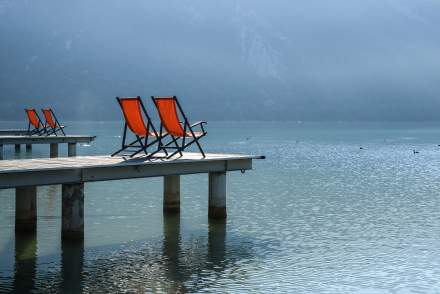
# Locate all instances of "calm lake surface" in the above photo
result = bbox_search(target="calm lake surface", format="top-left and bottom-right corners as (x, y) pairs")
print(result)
(2, 121), (440, 293)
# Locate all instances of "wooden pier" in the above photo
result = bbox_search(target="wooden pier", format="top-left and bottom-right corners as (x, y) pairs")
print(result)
(0, 135), (96, 160)
(0, 129), (30, 136)
(0, 153), (264, 239)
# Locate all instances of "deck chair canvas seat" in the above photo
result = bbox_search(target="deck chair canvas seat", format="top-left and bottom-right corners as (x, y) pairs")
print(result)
(185, 131), (204, 137)
(25, 108), (45, 135)
(42, 108), (66, 136)
(151, 96), (207, 158)
(111, 96), (162, 158)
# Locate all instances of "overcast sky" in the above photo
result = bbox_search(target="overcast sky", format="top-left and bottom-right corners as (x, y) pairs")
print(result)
(1, 0), (439, 121)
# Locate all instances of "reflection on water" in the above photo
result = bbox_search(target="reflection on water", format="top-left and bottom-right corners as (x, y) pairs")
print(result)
(2, 187), (244, 292)
(14, 232), (37, 293)
(3, 121), (440, 292)
(208, 219), (226, 268)
(161, 216), (227, 292)
(82, 215), (235, 293)
(12, 232), (85, 293)
(162, 214), (184, 292)
(7, 218), (230, 293)
(61, 239), (84, 293)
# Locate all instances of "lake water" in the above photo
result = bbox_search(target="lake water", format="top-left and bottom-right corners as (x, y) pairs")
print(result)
(1, 121), (440, 293)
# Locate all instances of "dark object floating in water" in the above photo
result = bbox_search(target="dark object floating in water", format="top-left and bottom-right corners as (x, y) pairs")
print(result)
(359, 147), (363, 150)
(413, 149), (419, 154)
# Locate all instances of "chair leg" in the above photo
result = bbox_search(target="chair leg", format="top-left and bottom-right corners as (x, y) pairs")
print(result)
(170, 135), (206, 158)
(129, 139), (148, 158)
(130, 147), (147, 158)
(145, 146), (164, 159)
(111, 137), (142, 157)
(157, 132), (207, 159)
(157, 135), (170, 156)
(53, 127), (63, 136)
(45, 128), (56, 136)
(159, 134), (206, 159)
(162, 146), (169, 156)
(173, 137), (183, 157)
(113, 136), (163, 158)
(170, 137), (183, 158)
(194, 138), (205, 157)
(166, 149), (183, 159)
(160, 136), (182, 159)
(111, 148), (125, 157)
(38, 128), (47, 136)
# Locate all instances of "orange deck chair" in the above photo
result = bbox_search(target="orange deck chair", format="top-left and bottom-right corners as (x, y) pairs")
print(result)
(111, 96), (163, 157)
(151, 96), (207, 158)
(41, 108), (66, 136)
(25, 108), (45, 135)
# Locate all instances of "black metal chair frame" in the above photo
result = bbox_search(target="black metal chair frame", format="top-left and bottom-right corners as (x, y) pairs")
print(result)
(42, 108), (66, 136)
(111, 96), (164, 158)
(151, 96), (207, 159)
(25, 108), (46, 136)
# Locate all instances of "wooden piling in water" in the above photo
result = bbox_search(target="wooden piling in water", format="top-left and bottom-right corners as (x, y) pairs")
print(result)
(15, 186), (37, 232)
(62, 183), (84, 240)
(26, 144), (32, 151)
(50, 143), (58, 158)
(208, 172), (227, 219)
(68, 143), (77, 157)
(0, 153), (263, 238)
(15, 144), (20, 152)
(163, 175), (180, 213)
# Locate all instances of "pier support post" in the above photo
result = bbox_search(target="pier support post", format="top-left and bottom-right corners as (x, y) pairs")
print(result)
(0, 144), (3, 160)
(163, 175), (180, 213)
(26, 144), (32, 152)
(62, 183), (84, 240)
(208, 172), (227, 219)
(15, 144), (21, 152)
(50, 143), (58, 158)
(68, 143), (77, 157)
(15, 187), (37, 232)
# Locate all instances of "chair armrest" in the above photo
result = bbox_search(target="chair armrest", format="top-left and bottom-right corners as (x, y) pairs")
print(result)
(190, 121), (207, 133)
(190, 121), (207, 127)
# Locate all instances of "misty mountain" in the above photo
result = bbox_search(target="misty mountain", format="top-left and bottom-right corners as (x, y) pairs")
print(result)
(1, 0), (440, 120)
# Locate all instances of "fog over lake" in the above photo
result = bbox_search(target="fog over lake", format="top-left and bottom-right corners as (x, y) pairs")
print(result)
(1, 0), (439, 120)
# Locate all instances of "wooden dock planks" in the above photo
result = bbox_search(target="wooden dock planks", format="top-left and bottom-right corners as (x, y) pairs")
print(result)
(0, 135), (95, 145)
(0, 153), (263, 189)
(0, 135), (96, 160)
(1, 152), (264, 238)
(0, 129), (30, 136)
